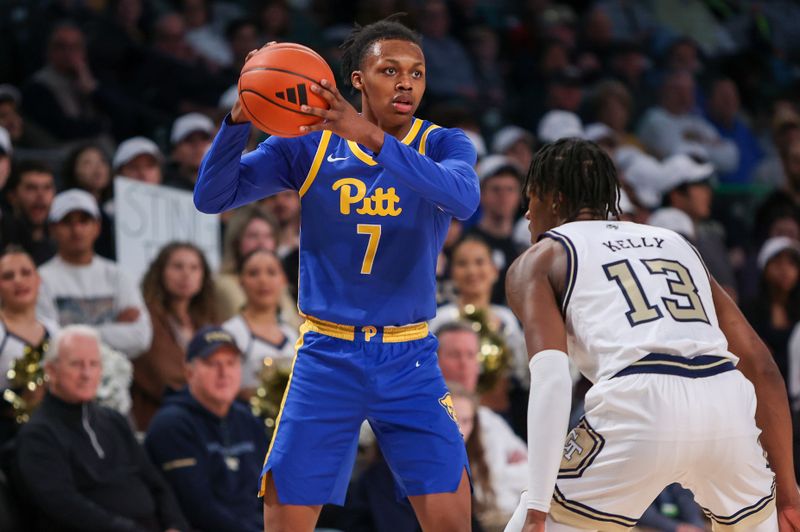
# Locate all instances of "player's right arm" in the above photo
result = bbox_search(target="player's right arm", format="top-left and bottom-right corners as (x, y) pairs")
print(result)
(193, 115), (299, 214)
(506, 239), (573, 532)
(711, 277), (800, 531)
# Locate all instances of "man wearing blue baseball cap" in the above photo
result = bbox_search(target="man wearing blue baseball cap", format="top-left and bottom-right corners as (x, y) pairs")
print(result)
(145, 326), (267, 532)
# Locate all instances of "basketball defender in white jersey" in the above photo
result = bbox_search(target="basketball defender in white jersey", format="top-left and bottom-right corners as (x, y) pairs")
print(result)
(504, 139), (800, 532)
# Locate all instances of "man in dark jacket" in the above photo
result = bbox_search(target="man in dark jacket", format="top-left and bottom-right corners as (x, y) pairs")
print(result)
(15, 325), (189, 532)
(145, 326), (267, 532)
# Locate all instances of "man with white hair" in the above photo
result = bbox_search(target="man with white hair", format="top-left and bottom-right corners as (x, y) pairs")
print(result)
(15, 325), (189, 532)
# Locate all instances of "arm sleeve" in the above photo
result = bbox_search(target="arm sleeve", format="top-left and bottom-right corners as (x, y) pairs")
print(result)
(374, 128), (479, 220)
(145, 419), (262, 532)
(193, 117), (307, 214)
(16, 425), (145, 532)
(96, 269), (152, 359)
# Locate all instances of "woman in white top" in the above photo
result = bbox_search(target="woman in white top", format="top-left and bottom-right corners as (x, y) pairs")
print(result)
(223, 249), (297, 400)
(0, 247), (59, 439)
(430, 236), (528, 385)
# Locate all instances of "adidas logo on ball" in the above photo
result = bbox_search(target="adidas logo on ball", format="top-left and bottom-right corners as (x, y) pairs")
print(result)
(274, 83), (309, 106)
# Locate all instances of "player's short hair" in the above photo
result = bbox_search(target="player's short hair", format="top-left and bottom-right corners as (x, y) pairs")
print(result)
(340, 14), (422, 88)
(523, 138), (620, 221)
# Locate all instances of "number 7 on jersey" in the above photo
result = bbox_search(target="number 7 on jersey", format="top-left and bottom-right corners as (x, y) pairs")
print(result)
(357, 224), (382, 275)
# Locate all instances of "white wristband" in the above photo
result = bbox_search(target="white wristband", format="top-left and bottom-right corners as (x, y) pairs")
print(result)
(526, 349), (572, 512)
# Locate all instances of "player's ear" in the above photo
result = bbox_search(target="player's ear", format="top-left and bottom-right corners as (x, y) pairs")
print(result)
(351, 71), (363, 91)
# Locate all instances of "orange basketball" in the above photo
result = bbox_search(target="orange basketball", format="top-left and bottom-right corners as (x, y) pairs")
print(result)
(238, 43), (336, 137)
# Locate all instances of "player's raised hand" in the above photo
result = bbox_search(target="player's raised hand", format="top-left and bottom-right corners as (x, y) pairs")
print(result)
(300, 79), (384, 152)
(231, 42), (278, 124)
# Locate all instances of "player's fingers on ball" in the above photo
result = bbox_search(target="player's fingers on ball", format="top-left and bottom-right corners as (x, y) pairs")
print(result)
(310, 82), (336, 103)
(300, 105), (332, 119)
(299, 123), (325, 133)
(321, 79), (341, 98)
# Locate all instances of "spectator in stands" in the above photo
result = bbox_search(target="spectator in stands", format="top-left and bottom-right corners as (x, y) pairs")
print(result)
(744, 237), (800, 385)
(0, 127), (11, 198)
(638, 70), (738, 174)
(61, 143), (115, 259)
(2, 161), (57, 265)
(261, 190), (301, 301)
(590, 79), (644, 150)
(222, 249), (296, 400)
(145, 326), (267, 532)
(21, 23), (115, 147)
(537, 109), (583, 145)
(36, 190), (152, 359)
(431, 237), (527, 386)
(180, 0), (233, 68)
(132, 242), (216, 430)
(449, 382), (515, 530)
(467, 156), (523, 304)
(0, 85), (57, 151)
(782, 138), (800, 205)
(418, 0), (477, 103)
(705, 77), (762, 184)
(163, 113), (215, 191)
(544, 67), (584, 115)
(15, 325), (189, 532)
(214, 205), (283, 322)
(491, 126), (534, 174)
(223, 18), (260, 81)
(436, 322), (527, 519)
(660, 154), (738, 298)
(0, 247), (59, 442)
(113, 136), (164, 185)
(755, 105), (800, 188)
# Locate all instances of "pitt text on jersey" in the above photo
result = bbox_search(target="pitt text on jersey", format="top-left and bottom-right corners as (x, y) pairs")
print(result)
(332, 178), (403, 217)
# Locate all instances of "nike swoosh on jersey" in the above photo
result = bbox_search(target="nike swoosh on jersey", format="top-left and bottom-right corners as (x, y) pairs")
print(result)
(327, 154), (349, 162)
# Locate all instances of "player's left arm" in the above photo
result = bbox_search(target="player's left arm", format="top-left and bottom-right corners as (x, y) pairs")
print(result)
(506, 239), (573, 531)
(710, 276), (800, 530)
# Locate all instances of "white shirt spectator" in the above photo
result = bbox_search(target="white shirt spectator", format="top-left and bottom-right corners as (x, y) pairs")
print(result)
(222, 314), (297, 390)
(36, 255), (152, 359)
(478, 405), (528, 515)
(638, 106), (739, 174)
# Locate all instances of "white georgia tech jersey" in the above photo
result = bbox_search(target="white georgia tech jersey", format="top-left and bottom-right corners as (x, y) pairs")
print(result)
(544, 220), (736, 383)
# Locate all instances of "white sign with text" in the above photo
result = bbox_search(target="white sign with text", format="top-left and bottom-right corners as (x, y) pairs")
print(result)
(114, 177), (220, 283)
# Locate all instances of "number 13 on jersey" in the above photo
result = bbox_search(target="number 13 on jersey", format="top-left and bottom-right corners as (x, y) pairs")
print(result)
(604, 258), (709, 326)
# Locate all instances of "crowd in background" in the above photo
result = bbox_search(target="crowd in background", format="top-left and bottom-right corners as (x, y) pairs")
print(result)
(0, 0), (799, 531)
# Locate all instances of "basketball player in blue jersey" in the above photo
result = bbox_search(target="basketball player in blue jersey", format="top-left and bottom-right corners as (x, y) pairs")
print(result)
(194, 18), (478, 532)
(504, 139), (800, 532)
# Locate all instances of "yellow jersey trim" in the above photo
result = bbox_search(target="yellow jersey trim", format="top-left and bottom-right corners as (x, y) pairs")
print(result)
(299, 130), (332, 198)
(302, 314), (429, 343)
(346, 118), (424, 166)
(258, 321), (309, 497)
(418, 124), (441, 156)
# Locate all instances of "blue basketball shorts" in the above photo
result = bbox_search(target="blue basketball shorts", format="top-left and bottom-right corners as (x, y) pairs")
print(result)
(258, 316), (470, 505)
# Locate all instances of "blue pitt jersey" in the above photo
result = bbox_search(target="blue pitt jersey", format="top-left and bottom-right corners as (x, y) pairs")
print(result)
(195, 117), (479, 326)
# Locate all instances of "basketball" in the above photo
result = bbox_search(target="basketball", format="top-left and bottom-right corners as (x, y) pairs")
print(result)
(238, 43), (336, 137)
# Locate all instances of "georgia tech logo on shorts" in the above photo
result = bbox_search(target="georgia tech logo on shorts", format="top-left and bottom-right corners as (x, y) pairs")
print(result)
(439, 392), (458, 423)
(332, 178), (402, 217)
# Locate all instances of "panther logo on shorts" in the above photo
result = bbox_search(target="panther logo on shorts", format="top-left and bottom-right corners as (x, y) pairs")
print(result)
(439, 393), (458, 423)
